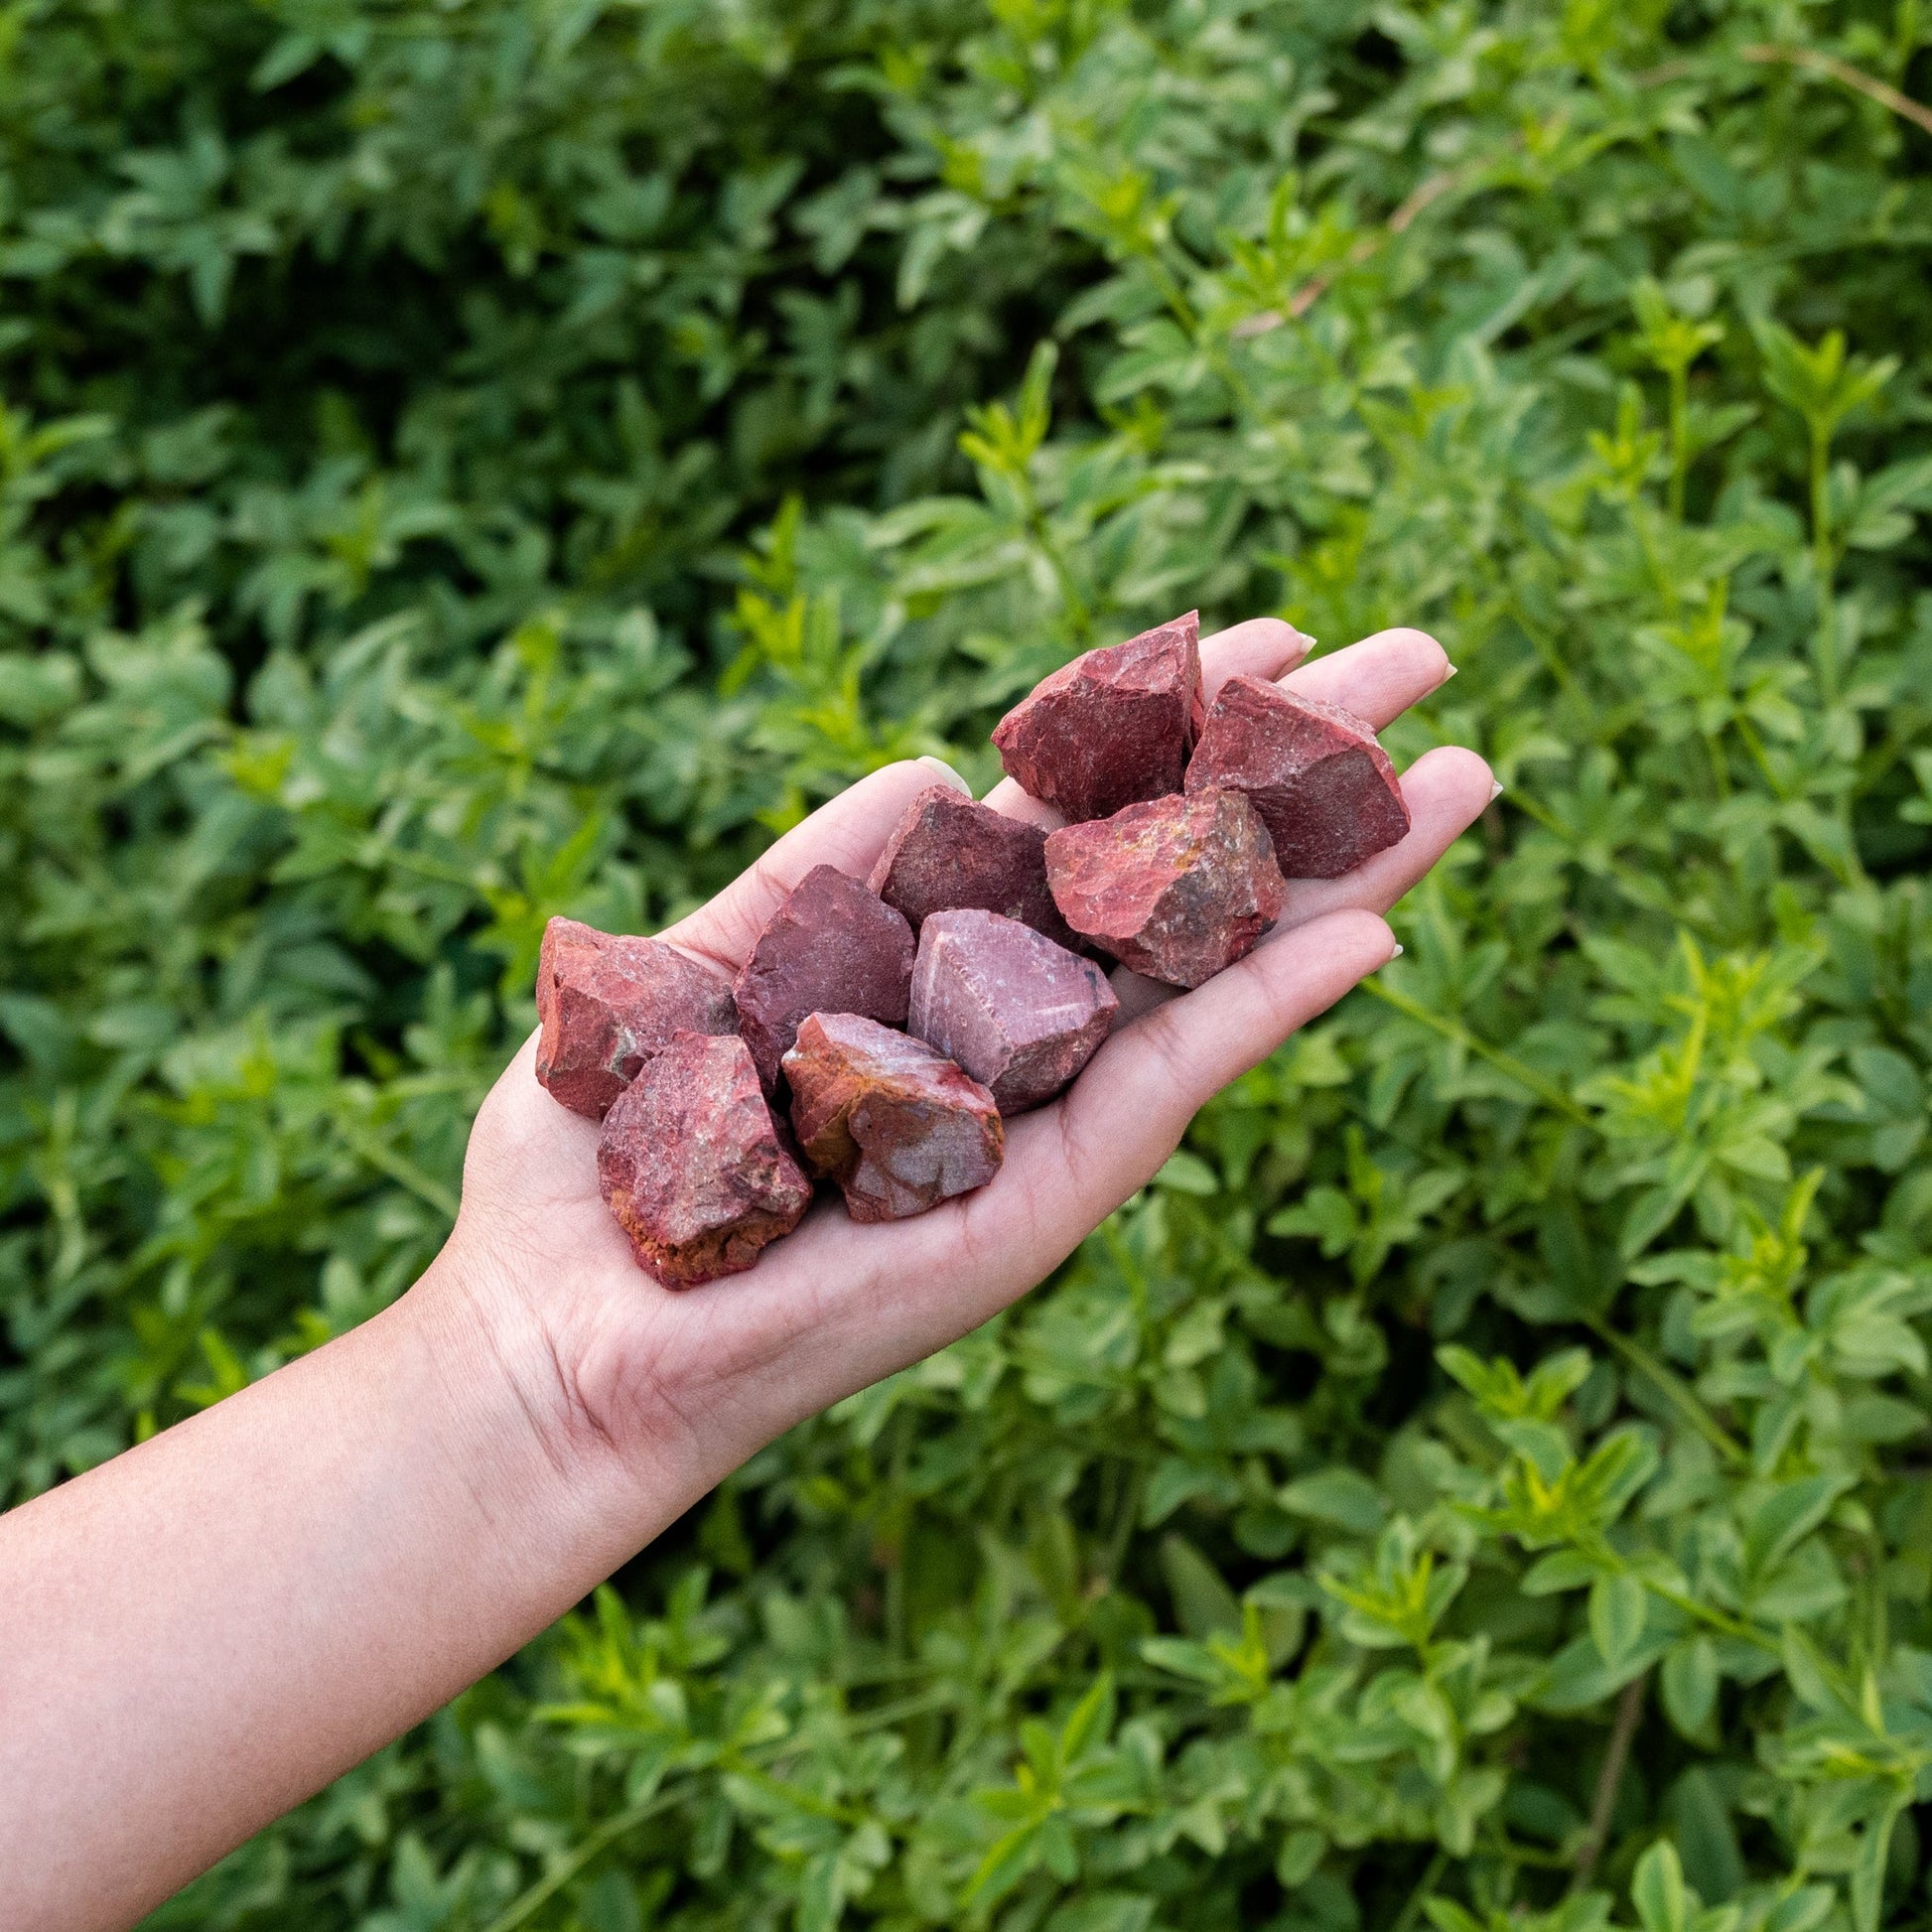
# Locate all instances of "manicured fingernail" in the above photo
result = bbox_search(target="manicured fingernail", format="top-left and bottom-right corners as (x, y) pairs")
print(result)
(1488, 779), (1504, 801)
(918, 756), (972, 794)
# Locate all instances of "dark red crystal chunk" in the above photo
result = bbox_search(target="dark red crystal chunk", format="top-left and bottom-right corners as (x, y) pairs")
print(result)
(1043, 788), (1286, 988)
(597, 1032), (810, 1286)
(733, 867), (916, 1091)
(784, 1012), (1004, 1223)
(1185, 676), (1410, 879)
(991, 613), (1203, 823)
(535, 916), (737, 1120)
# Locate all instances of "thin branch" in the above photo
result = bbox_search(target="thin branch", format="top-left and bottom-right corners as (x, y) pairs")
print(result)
(1231, 165), (1470, 339)
(1386, 1849), (1449, 1932)
(1356, 977), (1597, 1129)
(1741, 43), (1932, 139)
(1235, 44), (1930, 341)
(480, 1788), (680, 1932)
(1572, 1672), (1647, 1888)
(1584, 1316), (1748, 1468)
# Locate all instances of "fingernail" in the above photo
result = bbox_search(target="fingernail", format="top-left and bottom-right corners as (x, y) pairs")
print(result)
(1443, 663), (1459, 680)
(1488, 779), (1504, 802)
(1388, 943), (1404, 959)
(918, 756), (973, 795)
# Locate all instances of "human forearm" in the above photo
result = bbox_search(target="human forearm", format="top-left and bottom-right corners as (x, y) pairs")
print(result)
(0, 1253), (668, 1932)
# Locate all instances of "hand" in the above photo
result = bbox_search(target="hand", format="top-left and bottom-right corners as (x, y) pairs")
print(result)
(441, 620), (1493, 1520)
(0, 620), (1489, 1929)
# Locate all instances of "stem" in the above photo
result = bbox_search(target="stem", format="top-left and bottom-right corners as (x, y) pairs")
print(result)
(1507, 596), (1577, 692)
(1643, 1575), (1779, 1653)
(1701, 729), (1731, 801)
(1571, 1672), (1646, 1887)
(1740, 43), (1932, 140)
(1810, 420), (1838, 705)
(1668, 361), (1690, 520)
(1386, 1850), (1449, 1932)
(885, 1414), (909, 1660)
(1103, 1461), (1146, 1584)
(1356, 978), (1596, 1130)
(1584, 1316), (1747, 1467)
(480, 1788), (682, 1932)
(335, 1122), (461, 1221)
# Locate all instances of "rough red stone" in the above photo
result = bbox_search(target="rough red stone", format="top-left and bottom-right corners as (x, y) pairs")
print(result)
(733, 867), (916, 1091)
(1043, 789), (1287, 988)
(1185, 676), (1411, 879)
(597, 1032), (810, 1286)
(867, 784), (1081, 950)
(783, 1012), (1003, 1222)
(909, 909), (1118, 1114)
(991, 612), (1204, 823)
(535, 916), (738, 1120)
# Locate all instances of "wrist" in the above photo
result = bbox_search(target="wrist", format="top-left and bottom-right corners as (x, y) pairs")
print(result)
(408, 1222), (711, 1571)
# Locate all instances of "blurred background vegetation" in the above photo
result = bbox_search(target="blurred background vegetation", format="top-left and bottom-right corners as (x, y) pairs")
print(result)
(4, 0), (1932, 1927)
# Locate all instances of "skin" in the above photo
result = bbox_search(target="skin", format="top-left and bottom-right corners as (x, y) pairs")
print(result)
(0, 620), (1490, 1932)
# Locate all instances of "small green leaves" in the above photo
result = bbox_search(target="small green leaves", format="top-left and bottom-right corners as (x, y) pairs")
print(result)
(12, 2), (1932, 1929)
(1755, 323), (1897, 454)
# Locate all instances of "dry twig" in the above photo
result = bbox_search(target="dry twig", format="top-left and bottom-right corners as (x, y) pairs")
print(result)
(1572, 1672), (1648, 1887)
(1231, 44), (1932, 340)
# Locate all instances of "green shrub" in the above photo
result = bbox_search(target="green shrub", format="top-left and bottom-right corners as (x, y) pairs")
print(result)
(4, 1), (1932, 1927)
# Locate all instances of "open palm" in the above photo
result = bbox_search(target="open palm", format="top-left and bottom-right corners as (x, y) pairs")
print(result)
(447, 619), (1491, 1500)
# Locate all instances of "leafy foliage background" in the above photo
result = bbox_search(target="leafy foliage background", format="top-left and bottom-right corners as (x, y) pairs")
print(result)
(4, 0), (1932, 1927)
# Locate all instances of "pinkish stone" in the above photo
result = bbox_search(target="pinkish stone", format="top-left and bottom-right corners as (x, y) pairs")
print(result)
(783, 1012), (1004, 1223)
(1043, 789), (1286, 988)
(597, 1032), (810, 1286)
(991, 612), (1204, 823)
(1185, 677), (1411, 879)
(733, 866), (916, 1091)
(867, 785), (1081, 950)
(909, 910), (1118, 1115)
(535, 916), (738, 1120)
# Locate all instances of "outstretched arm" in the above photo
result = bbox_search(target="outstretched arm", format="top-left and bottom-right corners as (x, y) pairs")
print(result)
(0, 619), (1488, 1932)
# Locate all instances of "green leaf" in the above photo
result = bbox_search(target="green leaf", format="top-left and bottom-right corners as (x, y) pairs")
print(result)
(1279, 1467), (1387, 1534)
(1589, 1572), (1648, 1669)
(1632, 1840), (1690, 1932)
(1160, 1535), (1242, 1639)
(1660, 1637), (1719, 1739)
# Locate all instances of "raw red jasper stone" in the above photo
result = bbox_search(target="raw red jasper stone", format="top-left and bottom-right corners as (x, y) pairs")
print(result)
(597, 1032), (810, 1286)
(535, 916), (738, 1120)
(1043, 788), (1286, 988)
(868, 784), (1080, 949)
(733, 866), (916, 1090)
(909, 909), (1118, 1115)
(991, 612), (1204, 823)
(783, 1012), (1004, 1223)
(1185, 676), (1411, 879)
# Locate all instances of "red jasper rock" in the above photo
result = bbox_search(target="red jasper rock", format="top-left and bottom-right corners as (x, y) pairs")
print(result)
(991, 612), (1204, 823)
(868, 784), (1080, 949)
(1043, 789), (1286, 988)
(535, 916), (738, 1120)
(783, 1012), (1003, 1223)
(597, 1032), (810, 1286)
(909, 909), (1118, 1114)
(1185, 676), (1410, 879)
(733, 867), (916, 1091)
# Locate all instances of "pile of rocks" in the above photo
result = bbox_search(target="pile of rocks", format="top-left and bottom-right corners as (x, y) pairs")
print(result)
(534, 613), (1410, 1284)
